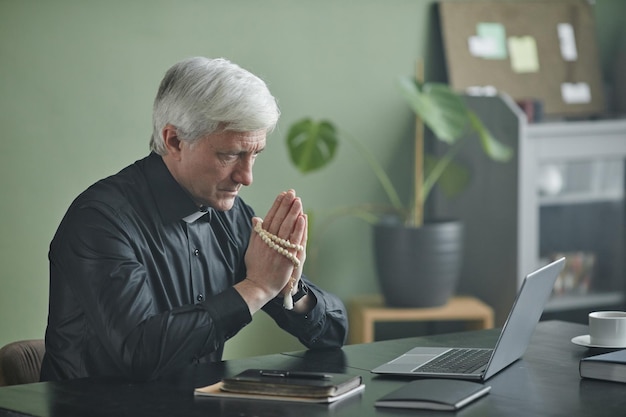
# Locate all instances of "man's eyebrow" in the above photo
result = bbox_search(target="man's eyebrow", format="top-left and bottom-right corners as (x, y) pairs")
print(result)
(217, 145), (265, 154)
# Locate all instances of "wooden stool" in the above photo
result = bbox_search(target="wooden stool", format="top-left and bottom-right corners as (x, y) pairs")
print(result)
(348, 295), (494, 344)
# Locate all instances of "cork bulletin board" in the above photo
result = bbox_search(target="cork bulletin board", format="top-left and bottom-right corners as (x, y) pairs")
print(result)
(438, 0), (605, 117)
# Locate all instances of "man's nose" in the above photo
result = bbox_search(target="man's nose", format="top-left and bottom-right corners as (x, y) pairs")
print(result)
(232, 159), (253, 186)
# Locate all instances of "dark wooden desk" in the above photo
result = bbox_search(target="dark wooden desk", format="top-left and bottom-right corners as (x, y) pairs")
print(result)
(0, 321), (623, 417)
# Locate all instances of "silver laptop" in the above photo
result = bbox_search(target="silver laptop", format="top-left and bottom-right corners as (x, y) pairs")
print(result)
(371, 258), (565, 381)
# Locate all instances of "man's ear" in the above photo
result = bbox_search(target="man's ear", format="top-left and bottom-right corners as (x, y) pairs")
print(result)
(162, 124), (183, 159)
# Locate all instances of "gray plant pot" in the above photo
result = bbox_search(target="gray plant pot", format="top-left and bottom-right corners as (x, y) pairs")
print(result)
(373, 220), (464, 308)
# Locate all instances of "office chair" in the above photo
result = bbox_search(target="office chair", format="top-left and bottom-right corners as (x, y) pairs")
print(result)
(0, 339), (45, 386)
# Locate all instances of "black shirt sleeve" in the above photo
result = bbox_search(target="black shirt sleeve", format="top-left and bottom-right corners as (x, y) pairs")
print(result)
(262, 277), (348, 349)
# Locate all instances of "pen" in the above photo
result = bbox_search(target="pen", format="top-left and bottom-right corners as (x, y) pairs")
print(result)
(258, 370), (332, 380)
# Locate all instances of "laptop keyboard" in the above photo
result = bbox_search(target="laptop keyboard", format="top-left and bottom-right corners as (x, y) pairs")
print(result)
(416, 348), (492, 374)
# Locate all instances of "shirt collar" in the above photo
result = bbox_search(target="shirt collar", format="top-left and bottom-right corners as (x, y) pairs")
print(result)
(182, 206), (211, 223)
(143, 152), (207, 224)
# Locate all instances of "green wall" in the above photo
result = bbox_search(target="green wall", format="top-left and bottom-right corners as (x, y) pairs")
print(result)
(1, 0), (624, 360)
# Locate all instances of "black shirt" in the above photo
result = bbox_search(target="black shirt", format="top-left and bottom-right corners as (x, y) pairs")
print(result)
(41, 152), (348, 381)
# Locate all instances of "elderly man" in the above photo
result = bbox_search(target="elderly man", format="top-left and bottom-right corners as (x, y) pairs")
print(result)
(41, 57), (348, 381)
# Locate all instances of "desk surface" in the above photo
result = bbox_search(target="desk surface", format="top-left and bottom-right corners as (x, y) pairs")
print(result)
(1, 320), (623, 417)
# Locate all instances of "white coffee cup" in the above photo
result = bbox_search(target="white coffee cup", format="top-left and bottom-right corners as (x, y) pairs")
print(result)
(588, 311), (626, 346)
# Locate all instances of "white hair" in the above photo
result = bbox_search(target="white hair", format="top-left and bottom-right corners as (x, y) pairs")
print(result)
(150, 57), (280, 154)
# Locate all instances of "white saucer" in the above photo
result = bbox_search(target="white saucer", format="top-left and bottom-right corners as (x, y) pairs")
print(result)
(571, 334), (626, 349)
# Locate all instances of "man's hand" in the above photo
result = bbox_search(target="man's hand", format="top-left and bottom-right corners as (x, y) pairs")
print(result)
(235, 190), (308, 313)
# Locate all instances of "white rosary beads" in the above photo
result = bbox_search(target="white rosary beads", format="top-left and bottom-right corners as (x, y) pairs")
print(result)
(254, 220), (304, 310)
(282, 279), (296, 310)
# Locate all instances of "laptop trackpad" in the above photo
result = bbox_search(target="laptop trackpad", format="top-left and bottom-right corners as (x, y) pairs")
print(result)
(383, 347), (449, 371)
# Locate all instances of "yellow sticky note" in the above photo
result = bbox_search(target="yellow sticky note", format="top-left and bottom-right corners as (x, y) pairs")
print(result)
(508, 36), (540, 73)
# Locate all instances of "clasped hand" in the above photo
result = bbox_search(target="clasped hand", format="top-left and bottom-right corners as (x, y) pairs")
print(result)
(243, 189), (307, 307)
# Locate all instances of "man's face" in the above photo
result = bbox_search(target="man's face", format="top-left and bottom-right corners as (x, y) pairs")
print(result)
(166, 129), (267, 211)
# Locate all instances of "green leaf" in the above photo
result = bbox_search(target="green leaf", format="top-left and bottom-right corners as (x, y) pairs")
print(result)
(397, 78), (469, 144)
(467, 111), (513, 162)
(286, 118), (339, 174)
(425, 155), (470, 198)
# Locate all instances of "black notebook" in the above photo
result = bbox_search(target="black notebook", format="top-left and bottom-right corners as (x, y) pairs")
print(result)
(195, 369), (364, 403)
(375, 379), (491, 411)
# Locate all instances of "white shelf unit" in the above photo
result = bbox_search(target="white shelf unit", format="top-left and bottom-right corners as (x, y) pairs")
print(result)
(432, 94), (626, 325)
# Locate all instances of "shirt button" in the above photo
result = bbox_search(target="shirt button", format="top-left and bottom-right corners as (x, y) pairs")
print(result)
(197, 294), (204, 302)
(193, 248), (200, 256)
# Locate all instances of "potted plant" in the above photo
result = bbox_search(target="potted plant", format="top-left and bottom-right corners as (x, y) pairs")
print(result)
(285, 74), (513, 307)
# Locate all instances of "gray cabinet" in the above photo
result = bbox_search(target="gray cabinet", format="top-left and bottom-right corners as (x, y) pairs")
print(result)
(432, 94), (626, 325)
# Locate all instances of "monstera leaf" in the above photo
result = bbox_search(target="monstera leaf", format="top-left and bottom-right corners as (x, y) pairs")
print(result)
(286, 118), (339, 174)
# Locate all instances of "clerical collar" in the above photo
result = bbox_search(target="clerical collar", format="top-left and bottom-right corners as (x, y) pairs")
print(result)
(182, 205), (211, 223)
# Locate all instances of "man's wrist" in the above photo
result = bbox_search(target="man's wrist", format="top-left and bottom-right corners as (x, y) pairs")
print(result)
(291, 279), (309, 304)
(235, 277), (275, 314)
